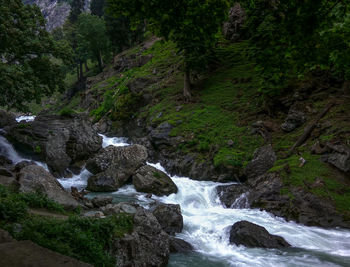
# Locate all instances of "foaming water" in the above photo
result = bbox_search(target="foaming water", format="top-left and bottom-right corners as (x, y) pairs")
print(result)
(15, 115), (36, 122)
(99, 134), (129, 148)
(41, 134), (350, 266)
(58, 167), (92, 191)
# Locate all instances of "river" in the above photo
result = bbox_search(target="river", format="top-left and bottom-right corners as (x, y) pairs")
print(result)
(1, 117), (350, 266)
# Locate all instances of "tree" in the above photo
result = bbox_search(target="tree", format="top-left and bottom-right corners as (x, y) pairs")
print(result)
(107, 0), (229, 100)
(241, 0), (350, 96)
(69, 0), (85, 23)
(90, 0), (105, 17)
(77, 14), (110, 72)
(0, 0), (72, 111)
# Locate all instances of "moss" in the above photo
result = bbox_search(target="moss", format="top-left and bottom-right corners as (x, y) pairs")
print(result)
(59, 107), (77, 117)
(34, 145), (42, 154)
(269, 153), (350, 216)
(0, 185), (133, 267)
(153, 171), (161, 179)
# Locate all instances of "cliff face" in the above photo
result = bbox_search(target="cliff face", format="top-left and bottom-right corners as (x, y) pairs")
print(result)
(23, 0), (90, 31)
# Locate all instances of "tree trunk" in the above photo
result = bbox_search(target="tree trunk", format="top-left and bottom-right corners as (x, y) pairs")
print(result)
(342, 80), (350, 95)
(183, 69), (192, 101)
(84, 61), (89, 72)
(76, 65), (80, 81)
(79, 61), (83, 82)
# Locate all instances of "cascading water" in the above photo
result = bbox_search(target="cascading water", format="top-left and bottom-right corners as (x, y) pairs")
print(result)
(87, 136), (350, 267)
(2, 123), (349, 266)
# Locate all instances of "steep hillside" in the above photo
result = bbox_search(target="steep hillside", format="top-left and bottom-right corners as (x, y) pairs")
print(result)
(43, 36), (350, 227)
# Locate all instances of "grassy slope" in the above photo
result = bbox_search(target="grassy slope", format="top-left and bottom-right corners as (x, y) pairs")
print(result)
(41, 38), (350, 220)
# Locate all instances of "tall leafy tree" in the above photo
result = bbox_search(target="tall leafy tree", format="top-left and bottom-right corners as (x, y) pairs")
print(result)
(77, 14), (110, 72)
(69, 0), (85, 23)
(90, 0), (105, 17)
(107, 0), (229, 100)
(0, 0), (72, 111)
(241, 0), (350, 96)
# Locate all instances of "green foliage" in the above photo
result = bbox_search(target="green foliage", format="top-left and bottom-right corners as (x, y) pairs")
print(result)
(107, 0), (230, 96)
(241, 0), (350, 96)
(0, 0), (72, 112)
(34, 145), (42, 154)
(90, 0), (105, 17)
(11, 214), (132, 267)
(77, 13), (111, 71)
(68, 0), (85, 23)
(0, 185), (133, 266)
(59, 107), (77, 117)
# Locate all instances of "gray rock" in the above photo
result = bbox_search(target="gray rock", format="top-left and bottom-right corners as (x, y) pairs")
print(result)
(112, 207), (170, 266)
(152, 203), (183, 235)
(217, 184), (249, 208)
(127, 77), (158, 94)
(0, 110), (16, 128)
(281, 104), (307, 132)
(245, 145), (276, 179)
(133, 165), (178, 196)
(86, 145), (148, 192)
(150, 122), (174, 147)
(229, 220), (291, 248)
(326, 143), (350, 172)
(6, 114), (102, 177)
(169, 237), (193, 253)
(223, 3), (246, 42)
(83, 211), (105, 218)
(18, 165), (79, 209)
(100, 202), (139, 216)
(91, 196), (113, 208)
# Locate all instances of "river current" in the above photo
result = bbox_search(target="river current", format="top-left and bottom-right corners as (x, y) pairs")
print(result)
(1, 116), (350, 266)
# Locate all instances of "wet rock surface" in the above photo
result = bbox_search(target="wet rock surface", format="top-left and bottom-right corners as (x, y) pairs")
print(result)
(229, 220), (291, 249)
(18, 165), (79, 209)
(133, 165), (178, 196)
(112, 207), (170, 267)
(169, 237), (193, 253)
(5, 114), (102, 177)
(217, 184), (249, 208)
(151, 203), (183, 235)
(86, 144), (148, 192)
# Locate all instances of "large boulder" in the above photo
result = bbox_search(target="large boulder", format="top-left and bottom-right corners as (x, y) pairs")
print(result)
(217, 184), (249, 208)
(281, 103), (307, 132)
(223, 3), (246, 42)
(247, 172), (350, 228)
(132, 165), (178, 196)
(169, 237), (193, 253)
(244, 145), (276, 179)
(6, 114), (102, 177)
(86, 145), (148, 192)
(112, 207), (170, 267)
(18, 165), (79, 209)
(229, 220), (291, 249)
(0, 239), (92, 267)
(152, 203), (183, 235)
(150, 122), (174, 148)
(0, 110), (16, 128)
(325, 143), (350, 172)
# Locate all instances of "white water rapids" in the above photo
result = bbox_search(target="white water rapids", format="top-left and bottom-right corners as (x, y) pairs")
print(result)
(1, 122), (350, 266)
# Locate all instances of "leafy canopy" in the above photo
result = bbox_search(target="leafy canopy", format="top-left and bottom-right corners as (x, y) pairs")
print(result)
(0, 0), (72, 111)
(107, 0), (229, 79)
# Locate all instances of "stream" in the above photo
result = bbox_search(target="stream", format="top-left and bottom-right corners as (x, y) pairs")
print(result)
(1, 116), (350, 266)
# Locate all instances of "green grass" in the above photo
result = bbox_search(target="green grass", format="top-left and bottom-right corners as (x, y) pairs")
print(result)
(269, 153), (350, 216)
(0, 185), (133, 267)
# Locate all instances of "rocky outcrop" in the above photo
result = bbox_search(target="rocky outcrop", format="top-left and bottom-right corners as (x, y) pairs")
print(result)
(229, 220), (291, 249)
(217, 184), (249, 208)
(133, 165), (178, 196)
(152, 203), (183, 235)
(18, 165), (79, 209)
(0, 238), (92, 267)
(169, 237), (193, 253)
(223, 3), (246, 42)
(6, 114), (102, 177)
(91, 196), (113, 208)
(86, 145), (148, 192)
(114, 54), (153, 72)
(112, 207), (170, 267)
(248, 173), (350, 228)
(324, 142), (350, 172)
(281, 103), (307, 132)
(244, 145), (276, 179)
(0, 110), (16, 128)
